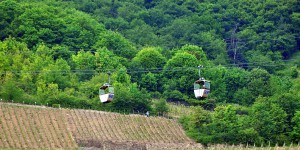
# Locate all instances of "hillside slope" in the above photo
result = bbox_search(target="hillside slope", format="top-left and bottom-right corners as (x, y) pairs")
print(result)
(0, 103), (202, 149)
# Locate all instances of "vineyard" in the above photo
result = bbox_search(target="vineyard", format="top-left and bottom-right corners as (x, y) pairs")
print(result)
(0, 102), (204, 149)
(1, 102), (300, 150)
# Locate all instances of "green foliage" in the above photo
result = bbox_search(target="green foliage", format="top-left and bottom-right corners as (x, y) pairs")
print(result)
(94, 30), (137, 59)
(38, 58), (72, 89)
(179, 44), (208, 63)
(112, 67), (131, 84)
(0, 74), (24, 103)
(224, 67), (250, 103)
(250, 96), (288, 144)
(0, 0), (23, 40)
(152, 99), (169, 116)
(163, 90), (188, 103)
(95, 47), (123, 71)
(130, 47), (166, 85)
(163, 51), (198, 90)
(203, 66), (228, 102)
(209, 105), (242, 144)
(245, 51), (283, 73)
(233, 88), (254, 106)
(71, 50), (96, 81)
(131, 47), (166, 69)
(140, 73), (158, 92)
(185, 106), (212, 134)
(247, 68), (272, 97)
(112, 82), (151, 113)
(290, 111), (300, 142)
(78, 73), (111, 99)
(180, 105), (262, 145)
(0, 0), (299, 146)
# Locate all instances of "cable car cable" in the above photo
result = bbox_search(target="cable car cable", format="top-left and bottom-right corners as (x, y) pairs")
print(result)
(0, 58), (297, 75)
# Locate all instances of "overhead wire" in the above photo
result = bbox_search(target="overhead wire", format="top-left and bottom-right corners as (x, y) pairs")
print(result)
(0, 58), (297, 75)
(1, 34), (298, 76)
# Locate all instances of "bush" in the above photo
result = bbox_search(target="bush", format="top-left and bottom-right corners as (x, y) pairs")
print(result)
(163, 90), (188, 104)
(152, 99), (169, 116)
(46, 92), (76, 108)
(0, 80), (24, 103)
(111, 83), (151, 113)
(52, 104), (61, 108)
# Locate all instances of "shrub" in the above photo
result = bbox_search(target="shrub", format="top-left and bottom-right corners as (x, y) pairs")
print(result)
(152, 99), (169, 116)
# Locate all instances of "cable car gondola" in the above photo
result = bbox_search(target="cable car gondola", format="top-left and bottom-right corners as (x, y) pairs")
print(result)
(99, 83), (114, 103)
(194, 78), (210, 98)
(194, 65), (210, 99)
(99, 72), (114, 103)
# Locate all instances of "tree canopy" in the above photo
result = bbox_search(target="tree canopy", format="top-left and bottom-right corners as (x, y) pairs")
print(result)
(0, 0), (300, 146)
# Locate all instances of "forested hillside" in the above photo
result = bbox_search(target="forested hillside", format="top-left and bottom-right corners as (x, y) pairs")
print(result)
(0, 0), (300, 146)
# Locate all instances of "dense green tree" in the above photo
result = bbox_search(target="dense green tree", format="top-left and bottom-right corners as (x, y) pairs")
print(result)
(245, 51), (283, 73)
(247, 68), (272, 97)
(152, 98), (169, 116)
(140, 73), (158, 92)
(272, 93), (300, 131)
(209, 105), (241, 144)
(179, 44), (208, 63)
(163, 51), (199, 95)
(0, 38), (31, 72)
(52, 45), (72, 61)
(0, 0), (23, 40)
(38, 58), (72, 90)
(0, 73), (24, 102)
(203, 66), (227, 102)
(94, 30), (137, 59)
(71, 50), (96, 81)
(139, 8), (172, 28)
(118, 2), (143, 22)
(224, 67), (250, 103)
(30, 44), (55, 84)
(159, 18), (195, 48)
(7, 1), (105, 50)
(102, 17), (129, 31)
(95, 47), (122, 71)
(290, 111), (300, 142)
(36, 81), (59, 103)
(130, 47), (165, 86)
(189, 31), (227, 62)
(233, 87), (254, 106)
(182, 106), (213, 144)
(181, 105), (262, 145)
(122, 19), (159, 48)
(26, 0), (300, 62)
(11, 4), (64, 48)
(250, 96), (288, 144)
(61, 9), (105, 50)
(163, 89), (188, 103)
(112, 67), (131, 84)
(112, 82), (151, 113)
(131, 47), (166, 69)
(163, 51), (198, 79)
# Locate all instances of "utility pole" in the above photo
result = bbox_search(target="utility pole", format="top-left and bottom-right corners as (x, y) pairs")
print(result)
(107, 72), (111, 84)
(231, 24), (238, 64)
(198, 65), (203, 80)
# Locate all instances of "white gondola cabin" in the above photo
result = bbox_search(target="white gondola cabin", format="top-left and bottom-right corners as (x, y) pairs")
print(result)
(99, 83), (114, 103)
(194, 78), (210, 99)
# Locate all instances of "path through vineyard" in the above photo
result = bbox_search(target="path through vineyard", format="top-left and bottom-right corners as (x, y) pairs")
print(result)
(0, 103), (202, 149)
